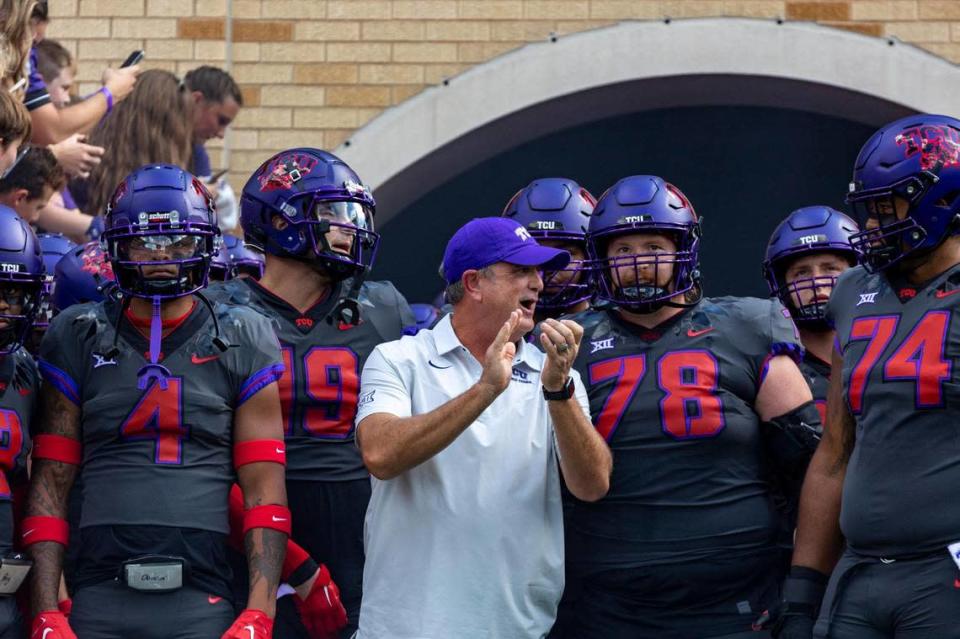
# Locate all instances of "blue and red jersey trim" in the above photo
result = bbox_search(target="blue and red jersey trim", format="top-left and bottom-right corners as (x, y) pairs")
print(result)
(237, 363), (285, 406)
(37, 360), (80, 405)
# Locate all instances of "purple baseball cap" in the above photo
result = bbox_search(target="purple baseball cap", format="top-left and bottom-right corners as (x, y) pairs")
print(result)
(441, 217), (571, 285)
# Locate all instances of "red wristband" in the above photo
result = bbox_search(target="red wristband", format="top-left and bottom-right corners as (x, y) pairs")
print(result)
(21, 516), (69, 547)
(243, 504), (291, 536)
(32, 435), (82, 465)
(233, 440), (286, 469)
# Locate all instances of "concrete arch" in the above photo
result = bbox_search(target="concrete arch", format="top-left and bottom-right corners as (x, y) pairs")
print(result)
(336, 17), (960, 224)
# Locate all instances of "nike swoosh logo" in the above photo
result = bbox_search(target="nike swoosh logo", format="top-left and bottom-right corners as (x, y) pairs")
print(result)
(272, 516), (287, 522)
(43, 629), (54, 639)
(428, 359), (451, 369)
(244, 624), (256, 639)
(22, 529), (34, 538)
(191, 353), (220, 364)
(936, 289), (960, 298)
(275, 448), (285, 454)
(686, 327), (715, 337)
(208, 595), (222, 604)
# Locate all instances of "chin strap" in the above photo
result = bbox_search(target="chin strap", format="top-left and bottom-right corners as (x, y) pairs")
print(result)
(330, 268), (368, 327)
(137, 296), (171, 390)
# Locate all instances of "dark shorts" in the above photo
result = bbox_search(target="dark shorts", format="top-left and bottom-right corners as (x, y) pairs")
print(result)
(274, 478), (370, 639)
(71, 580), (234, 639)
(0, 596), (22, 639)
(563, 550), (779, 639)
(815, 548), (960, 639)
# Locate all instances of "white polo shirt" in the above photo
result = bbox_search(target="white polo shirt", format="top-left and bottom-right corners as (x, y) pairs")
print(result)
(354, 314), (590, 639)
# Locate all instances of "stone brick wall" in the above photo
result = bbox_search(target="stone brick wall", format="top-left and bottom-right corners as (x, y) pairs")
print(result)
(46, 0), (960, 190)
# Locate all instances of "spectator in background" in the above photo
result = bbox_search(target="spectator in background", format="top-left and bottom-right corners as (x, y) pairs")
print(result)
(34, 39), (73, 108)
(0, 145), (64, 225)
(0, 90), (31, 176)
(0, 0), (36, 93)
(32, 37), (105, 242)
(183, 65), (243, 231)
(78, 69), (192, 216)
(24, 0), (140, 145)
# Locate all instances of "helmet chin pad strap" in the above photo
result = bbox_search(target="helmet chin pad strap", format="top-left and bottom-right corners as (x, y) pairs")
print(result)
(137, 296), (171, 390)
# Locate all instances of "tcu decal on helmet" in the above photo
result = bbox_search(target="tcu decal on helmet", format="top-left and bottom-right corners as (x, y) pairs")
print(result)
(848, 114), (960, 272)
(763, 206), (860, 328)
(588, 175), (702, 313)
(241, 148), (379, 282)
(895, 124), (960, 171)
(502, 177), (595, 311)
(258, 153), (320, 193)
(0, 205), (45, 355)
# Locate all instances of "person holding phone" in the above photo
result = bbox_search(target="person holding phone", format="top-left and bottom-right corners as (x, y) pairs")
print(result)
(182, 67), (243, 232)
(26, 3), (139, 146)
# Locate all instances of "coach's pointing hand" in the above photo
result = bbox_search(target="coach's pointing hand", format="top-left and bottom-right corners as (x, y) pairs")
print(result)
(540, 318), (582, 392)
(479, 310), (520, 396)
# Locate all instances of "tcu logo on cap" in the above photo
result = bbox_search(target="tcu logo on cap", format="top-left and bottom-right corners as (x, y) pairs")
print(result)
(514, 227), (532, 241)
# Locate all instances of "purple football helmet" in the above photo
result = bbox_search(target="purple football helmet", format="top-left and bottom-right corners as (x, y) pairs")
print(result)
(241, 148), (378, 281)
(847, 114), (960, 272)
(224, 235), (264, 280)
(209, 241), (231, 282)
(588, 175), (702, 312)
(764, 206), (860, 327)
(102, 164), (220, 300)
(0, 205), (44, 354)
(35, 233), (76, 330)
(502, 178), (595, 311)
(52, 241), (117, 311)
(410, 303), (439, 331)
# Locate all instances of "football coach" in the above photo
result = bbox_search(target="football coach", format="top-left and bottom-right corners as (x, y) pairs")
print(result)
(353, 217), (612, 639)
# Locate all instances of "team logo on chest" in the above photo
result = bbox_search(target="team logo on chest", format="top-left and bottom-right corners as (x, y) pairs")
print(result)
(590, 337), (615, 354)
(857, 292), (878, 306)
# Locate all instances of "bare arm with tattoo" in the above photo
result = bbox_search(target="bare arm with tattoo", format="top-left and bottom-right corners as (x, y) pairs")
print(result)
(26, 386), (80, 615)
(234, 381), (287, 618)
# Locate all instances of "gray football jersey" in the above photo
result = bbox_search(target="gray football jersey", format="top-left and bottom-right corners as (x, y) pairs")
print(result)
(38, 297), (283, 533)
(208, 278), (414, 481)
(0, 350), (34, 555)
(828, 264), (960, 555)
(567, 297), (802, 571)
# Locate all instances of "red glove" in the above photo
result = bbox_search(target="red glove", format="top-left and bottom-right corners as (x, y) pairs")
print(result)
(221, 609), (273, 639)
(31, 610), (77, 639)
(294, 564), (348, 637)
(57, 598), (72, 617)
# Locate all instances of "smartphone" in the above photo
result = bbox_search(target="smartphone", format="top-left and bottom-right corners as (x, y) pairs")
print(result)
(207, 168), (228, 183)
(121, 50), (144, 68)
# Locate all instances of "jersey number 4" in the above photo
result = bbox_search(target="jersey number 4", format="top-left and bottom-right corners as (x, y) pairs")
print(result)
(589, 351), (725, 441)
(278, 347), (360, 439)
(119, 378), (190, 465)
(847, 311), (951, 414)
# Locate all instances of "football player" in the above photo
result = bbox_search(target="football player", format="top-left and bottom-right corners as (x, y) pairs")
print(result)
(560, 175), (820, 639)
(502, 178), (595, 319)
(49, 239), (343, 639)
(209, 235), (264, 283)
(761, 207), (860, 556)
(0, 206), (42, 638)
(29, 233), (76, 354)
(211, 148), (414, 638)
(779, 114), (960, 638)
(25, 164), (289, 639)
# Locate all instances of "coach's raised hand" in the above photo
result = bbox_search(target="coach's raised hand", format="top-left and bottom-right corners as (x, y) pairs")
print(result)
(540, 318), (583, 392)
(479, 309), (520, 396)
